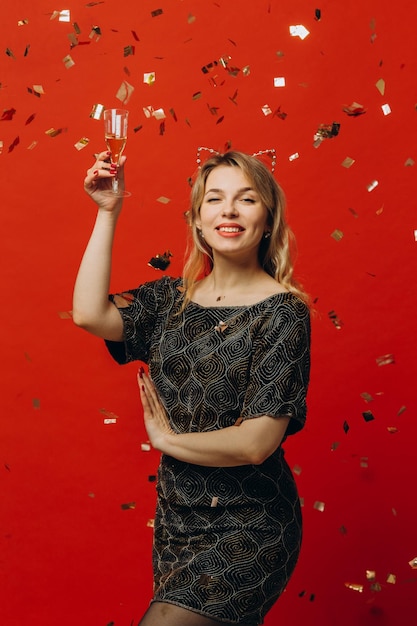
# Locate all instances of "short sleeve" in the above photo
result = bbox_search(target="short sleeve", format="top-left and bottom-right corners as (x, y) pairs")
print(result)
(241, 297), (311, 436)
(104, 277), (173, 365)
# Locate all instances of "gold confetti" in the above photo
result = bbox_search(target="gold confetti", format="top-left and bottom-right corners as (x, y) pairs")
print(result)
(45, 128), (65, 137)
(103, 418), (117, 425)
(234, 417), (244, 427)
(17, 18), (29, 26)
(376, 354), (395, 366)
(376, 205), (384, 215)
(141, 443), (151, 452)
(360, 392), (373, 402)
(289, 152), (299, 161)
(148, 251), (173, 271)
(90, 103), (104, 120)
(192, 91), (202, 100)
(153, 108), (166, 120)
(367, 180), (379, 192)
(0, 141), (3, 154)
(199, 574), (213, 586)
(261, 104), (272, 116)
(157, 197), (170, 204)
(404, 158), (414, 167)
(386, 573), (396, 584)
(343, 421), (349, 434)
(214, 321), (228, 333)
(32, 85), (45, 95)
(331, 442), (340, 451)
(124, 45), (135, 57)
(100, 408), (119, 421)
(242, 65), (250, 76)
(188, 13), (196, 24)
(360, 457), (369, 468)
(408, 557), (417, 569)
(116, 80), (134, 104)
(299, 497), (304, 507)
(50, 9), (70, 22)
(313, 501), (325, 512)
(210, 496), (219, 507)
(381, 103), (391, 116)
(341, 157), (355, 168)
(89, 26), (101, 41)
(68, 33), (78, 48)
(74, 137), (89, 150)
(370, 582), (382, 592)
(342, 102), (367, 116)
(397, 406), (407, 415)
(147, 519), (155, 527)
(293, 465), (302, 476)
(331, 229), (344, 241)
(339, 525), (348, 535)
(345, 582), (363, 593)
(73, 22), (81, 35)
(27, 141), (38, 150)
(144, 72), (156, 85)
(376, 78), (385, 95)
(33, 398), (41, 410)
(387, 426), (398, 433)
(58, 311), (72, 319)
(121, 502), (136, 510)
(328, 309), (343, 328)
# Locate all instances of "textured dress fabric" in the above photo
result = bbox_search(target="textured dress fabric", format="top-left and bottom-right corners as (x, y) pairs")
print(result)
(105, 276), (311, 625)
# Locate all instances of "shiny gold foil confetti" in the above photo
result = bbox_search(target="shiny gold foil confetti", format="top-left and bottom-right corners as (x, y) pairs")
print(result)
(234, 417), (244, 427)
(144, 72), (156, 85)
(147, 519), (155, 528)
(242, 65), (250, 76)
(74, 137), (89, 150)
(397, 406), (407, 415)
(289, 24), (310, 39)
(345, 582), (364, 593)
(89, 26), (102, 41)
(63, 54), (75, 69)
(381, 103), (391, 116)
(289, 152), (299, 161)
(331, 229), (344, 241)
(103, 418), (117, 425)
(188, 13), (196, 23)
(45, 128), (65, 137)
(386, 574), (396, 584)
(124, 45), (135, 57)
(0, 141), (3, 154)
(214, 321), (228, 333)
(367, 180), (379, 192)
(273, 77), (286, 87)
(90, 104), (104, 119)
(341, 157), (355, 168)
(370, 582), (382, 592)
(405, 158), (415, 167)
(360, 457), (369, 468)
(366, 570), (376, 581)
(408, 557), (417, 569)
(376, 354), (395, 366)
(141, 443), (151, 452)
(73, 22), (81, 35)
(18, 18), (29, 26)
(299, 497), (304, 507)
(362, 411), (375, 422)
(293, 464), (302, 476)
(328, 310), (343, 329)
(157, 197), (170, 204)
(153, 108), (166, 120)
(31, 85), (45, 96)
(116, 81), (134, 104)
(387, 427), (398, 433)
(376, 78), (385, 95)
(100, 408), (119, 421)
(261, 104), (272, 116)
(211, 497), (219, 508)
(313, 501), (325, 512)
(27, 141), (38, 150)
(121, 502), (136, 510)
(361, 392), (373, 402)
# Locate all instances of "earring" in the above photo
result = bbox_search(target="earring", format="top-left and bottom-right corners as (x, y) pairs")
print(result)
(263, 231), (271, 239)
(198, 229), (205, 239)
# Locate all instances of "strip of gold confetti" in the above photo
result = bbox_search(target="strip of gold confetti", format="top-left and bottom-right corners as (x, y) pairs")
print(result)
(345, 582), (363, 593)
(63, 53), (75, 68)
(331, 229), (344, 241)
(313, 501), (325, 512)
(116, 81), (134, 104)
(121, 502), (136, 510)
(376, 354), (395, 366)
(74, 137), (89, 151)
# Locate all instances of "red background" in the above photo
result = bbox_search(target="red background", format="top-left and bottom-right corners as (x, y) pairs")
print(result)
(1, 1), (416, 625)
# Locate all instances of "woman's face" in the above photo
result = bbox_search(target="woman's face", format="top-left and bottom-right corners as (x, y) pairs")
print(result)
(196, 165), (269, 262)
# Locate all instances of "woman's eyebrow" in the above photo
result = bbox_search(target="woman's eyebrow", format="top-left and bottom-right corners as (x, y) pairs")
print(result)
(204, 186), (255, 195)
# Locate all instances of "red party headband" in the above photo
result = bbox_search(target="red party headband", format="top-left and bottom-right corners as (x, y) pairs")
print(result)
(196, 146), (277, 173)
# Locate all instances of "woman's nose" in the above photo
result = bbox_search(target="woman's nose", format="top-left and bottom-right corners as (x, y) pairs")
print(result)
(222, 199), (238, 216)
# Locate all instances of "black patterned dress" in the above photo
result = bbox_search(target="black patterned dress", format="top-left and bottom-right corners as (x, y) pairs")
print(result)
(105, 276), (311, 625)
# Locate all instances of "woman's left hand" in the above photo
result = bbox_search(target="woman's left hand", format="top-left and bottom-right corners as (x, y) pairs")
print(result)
(137, 368), (175, 450)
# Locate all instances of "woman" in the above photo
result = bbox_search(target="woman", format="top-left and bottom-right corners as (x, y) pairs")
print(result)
(73, 149), (311, 626)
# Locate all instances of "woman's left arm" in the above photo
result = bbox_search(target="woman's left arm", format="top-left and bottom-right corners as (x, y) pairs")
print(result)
(138, 371), (290, 467)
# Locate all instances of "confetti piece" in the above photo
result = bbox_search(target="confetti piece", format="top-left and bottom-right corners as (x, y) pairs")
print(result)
(273, 106), (287, 120)
(89, 26), (102, 41)
(342, 102), (367, 116)
(289, 152), (299, 161)
(341, 156), (355, 168)
(124, 45), (135, 57)
(199, 574), (213, 586)
(261, 104), (272, 116)
(234, 417), (244, 427)
(100, 408), (119, 421)
(18, 18), (29, 26)
(409, 558), (417, 569)
(153, 108), (166, 120)
(362, 410), (375, 422)
(215, 321), (228, 333)
(274, 77), (286, 87)
(315, 122), (340, 141)
(1, 108), (16, 121)
(192, 91), (202, 100)
(360, 392), (373, 402)
(188, 13), (196, 24)
(144, 72), (156, 85)
(381, 103), (391, 116)
(345, 582), (364, 593)
(397, 406), (406, 415)
(5, 48), (16, 59)
(366, 570), (376, 581)
(63, 54), (75, 69)
(45, 128), (65, 138)
(339, 525), (348, 535)
(349, 207), (359, 218)
(33, 398), (40, 410)
(343, 421), (349, 434)
(367, 180), (378, 192)
(360, 457), (369, 468)
(370, 582), (382, 592)
(328, 309), (343, 328)
(299, 497), (304, 507)
(147, 519), (154, 527)
(27, 141), (38, 150)
(293, 465), (302, 476)
(376, 78), (385, 95)
(90, 104), (104, 121)
(151, 9), (163, 17)
(148, 475), (156, 482)
(202, 61), (218, 74)
(116, 81), (134, 104)
(386, 574), (396, 584)
(148, 251), (173, 271)
(330, 229), (344, 241)
(58, 311), (72, 319)
(313, 501), (325, 512)
(315, 9), (321, 21)
(121, 502), (136, 510)
(141, 443), (151, 451)
(103, 418), (117, 424)
(0, 141), (3, 154)
(25, 113), (36, 125)
(387, 426), (398, 433)
(211, 496), (219, 507)
(8, 137), (19, 152)
(404, 158), (414, 167)
(289, 24), (310, 39)
(331, 442), (340, 451)
(376, 354), (395, 366)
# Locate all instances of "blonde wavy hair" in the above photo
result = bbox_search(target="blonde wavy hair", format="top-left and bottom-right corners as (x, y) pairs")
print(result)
(181, 151), (309, 307)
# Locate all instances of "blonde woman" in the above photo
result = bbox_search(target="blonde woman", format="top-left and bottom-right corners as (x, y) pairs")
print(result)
(73, 149), (311, 626)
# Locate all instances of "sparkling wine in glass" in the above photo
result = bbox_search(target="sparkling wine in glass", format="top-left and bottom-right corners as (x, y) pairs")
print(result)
(103, 108), (131, 197)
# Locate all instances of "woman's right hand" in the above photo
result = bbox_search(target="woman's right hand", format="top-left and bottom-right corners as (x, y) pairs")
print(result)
(84, 150), (127, 213)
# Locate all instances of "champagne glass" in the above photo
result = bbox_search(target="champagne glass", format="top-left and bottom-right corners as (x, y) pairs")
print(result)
(103, 108), (131, 197)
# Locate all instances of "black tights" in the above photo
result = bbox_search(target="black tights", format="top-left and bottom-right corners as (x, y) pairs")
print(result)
(138, 601), (253, 626)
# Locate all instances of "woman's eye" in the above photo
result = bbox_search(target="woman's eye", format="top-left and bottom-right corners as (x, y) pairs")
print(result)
(207, 197), (220, 203)
(241, 197), (256, 203)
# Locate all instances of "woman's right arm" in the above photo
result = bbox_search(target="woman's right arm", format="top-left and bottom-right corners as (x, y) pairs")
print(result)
(72, 151), (126, 341)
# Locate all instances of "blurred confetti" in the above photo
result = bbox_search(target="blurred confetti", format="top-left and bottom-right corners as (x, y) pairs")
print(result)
(342, 102), (367, 116)
(376, 78), (385, 95)
(313, 501), (325, 512)
(116, 81), (134, 104)
(121, 502), (136, 510)
(341, 157), (355, 168)
(376, 354), (395, 366)
(328, 310), (343, 329)
(290, 24), (310, 39)
(367, 180), (379, 192)
(345, 582), (364, 593)
(148, 251), (173, 271)
(362, 410), (375, 422)
(409, 558), (417, 569)
(331, 229), (344, 241)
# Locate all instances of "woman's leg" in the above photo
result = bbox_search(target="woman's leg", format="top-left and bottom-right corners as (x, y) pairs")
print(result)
(138, 601), (253, 626)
